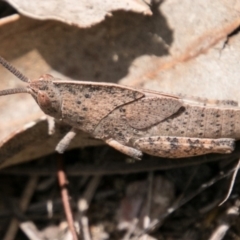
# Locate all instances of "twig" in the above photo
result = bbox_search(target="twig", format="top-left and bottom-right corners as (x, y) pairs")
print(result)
(170, 166), (199, 211)
(81, 216), (91, 240)
(209, 200), (240, 240)
(144, 172), (154, 230)
(57, 154), (79, 240)
(78, 176), (101, 240)
(135, 161), (239, 237)
(219, 159), (240, 206)
(3, 175), (39, 240)
(82, 176), (102, 205)
(142, 172), (154, 240)
(122, 219), (139, 240)
(20, 221), (43, 240)
(1, 154), (237, 176)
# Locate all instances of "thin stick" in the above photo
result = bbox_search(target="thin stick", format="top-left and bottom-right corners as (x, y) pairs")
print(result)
(1, 155), (237, 176)
(209, 200), (240, 240)
(57, 154), (79, 240)
(144, 172), (154, 230)
(219, 158), (240, 206)
(0, 56), (29, 82)
(78, 176), (101, 240)
(20, 222), (43, 240)
(3, 176), (39, 240)
(135, 162), (238, 238)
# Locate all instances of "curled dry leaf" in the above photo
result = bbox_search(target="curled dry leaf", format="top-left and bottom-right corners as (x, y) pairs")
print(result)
(1, 0), (240, 168)
(0, 118), (102, 169)
(5, 0), (152, 27)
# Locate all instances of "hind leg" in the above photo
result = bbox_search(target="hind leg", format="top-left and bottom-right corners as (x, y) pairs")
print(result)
(133, 136), (235, 158)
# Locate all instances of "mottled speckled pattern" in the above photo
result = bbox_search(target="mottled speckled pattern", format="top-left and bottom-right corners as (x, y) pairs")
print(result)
(144, 104), (240, 139)
(26, 78), (240, 159)
(133, 136), (234, 158)
(124, 97), (182, 129)
(54, 81), (144, 133)
(1, 54), (240, 159)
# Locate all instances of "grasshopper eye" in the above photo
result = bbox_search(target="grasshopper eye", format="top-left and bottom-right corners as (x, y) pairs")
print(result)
(37, 91), (51, 107)
(36, 89), (62, 118)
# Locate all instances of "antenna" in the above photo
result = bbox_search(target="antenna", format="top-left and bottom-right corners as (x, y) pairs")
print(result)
(0, 56), (29, 83)
(0, 88), (29, 96)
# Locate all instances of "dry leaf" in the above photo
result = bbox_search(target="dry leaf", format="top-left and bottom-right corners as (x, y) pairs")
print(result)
(125, 35), (240, 101)
(6, 0), (152, 27)
(121, 0), (240, 101)
(0, 119), (102, 169)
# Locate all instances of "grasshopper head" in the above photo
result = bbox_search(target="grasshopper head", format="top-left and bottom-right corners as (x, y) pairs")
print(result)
(0, 57), (62, 119)
(29, 74), (62, 119)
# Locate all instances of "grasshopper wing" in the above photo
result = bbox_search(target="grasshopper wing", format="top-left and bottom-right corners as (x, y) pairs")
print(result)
(54, 81), (144, 132)
(124, 97), (183, 129)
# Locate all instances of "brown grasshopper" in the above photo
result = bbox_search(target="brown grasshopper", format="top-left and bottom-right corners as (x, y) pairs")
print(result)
(0, 56), (238, 160)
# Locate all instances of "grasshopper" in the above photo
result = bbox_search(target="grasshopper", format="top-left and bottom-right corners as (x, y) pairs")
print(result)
(0, 56), (238, 160)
